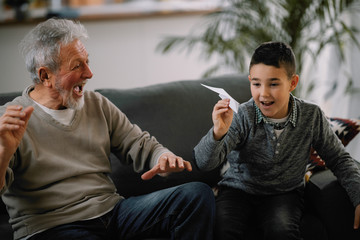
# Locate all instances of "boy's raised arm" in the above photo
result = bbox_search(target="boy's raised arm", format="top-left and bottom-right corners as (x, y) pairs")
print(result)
(194, 99), (235, 172)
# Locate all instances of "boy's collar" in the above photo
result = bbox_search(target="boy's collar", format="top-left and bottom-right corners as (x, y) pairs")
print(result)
(254, 94), (297, 128)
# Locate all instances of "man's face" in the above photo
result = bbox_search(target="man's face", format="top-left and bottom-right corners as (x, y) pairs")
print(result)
(53, 39), (93, 110)
(248, 63), (298, 119)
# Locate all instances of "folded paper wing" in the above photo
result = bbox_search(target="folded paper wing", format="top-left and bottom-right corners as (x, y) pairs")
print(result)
(201, 84), (240, 113)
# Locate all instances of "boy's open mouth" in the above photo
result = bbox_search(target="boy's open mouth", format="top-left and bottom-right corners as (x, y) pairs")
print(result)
(261, 101), (274, 106)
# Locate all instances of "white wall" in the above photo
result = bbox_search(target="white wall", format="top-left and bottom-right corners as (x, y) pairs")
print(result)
(300, 11), (360, 162)
(0, 14), (217, 93)
(0, 24), (31, 93)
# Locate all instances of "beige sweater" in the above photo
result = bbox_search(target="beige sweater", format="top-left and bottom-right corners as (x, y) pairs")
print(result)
(0, 86), (169, 239)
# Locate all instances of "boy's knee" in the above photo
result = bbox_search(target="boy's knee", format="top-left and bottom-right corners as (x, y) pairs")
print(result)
(263, 220), (301, 240)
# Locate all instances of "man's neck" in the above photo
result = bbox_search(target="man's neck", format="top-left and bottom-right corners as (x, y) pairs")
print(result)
(29, 84), (65, 110)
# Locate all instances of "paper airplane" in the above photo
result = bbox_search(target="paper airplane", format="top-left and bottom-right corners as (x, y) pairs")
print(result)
(201, 84), (240, 113)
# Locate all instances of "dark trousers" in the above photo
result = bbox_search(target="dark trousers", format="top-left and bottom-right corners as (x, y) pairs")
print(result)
(215, 186), (304, 240)
(30, 182), (215, 240)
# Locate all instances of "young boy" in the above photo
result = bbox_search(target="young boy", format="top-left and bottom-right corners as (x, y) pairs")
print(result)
(194, 42), (360, 239)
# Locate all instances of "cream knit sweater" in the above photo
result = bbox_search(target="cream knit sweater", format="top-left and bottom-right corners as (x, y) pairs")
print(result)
(0, 86), (169, 239)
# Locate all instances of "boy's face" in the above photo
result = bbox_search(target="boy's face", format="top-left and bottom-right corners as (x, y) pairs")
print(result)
(248, 63), (298, 119)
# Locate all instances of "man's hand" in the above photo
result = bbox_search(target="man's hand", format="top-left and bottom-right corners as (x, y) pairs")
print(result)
(0, 105), (33, 154)
(354, 204), (360, 229)
(0, 105), (33, 188)
(141, 152), (192, 180)
(213, 99), (233, 140)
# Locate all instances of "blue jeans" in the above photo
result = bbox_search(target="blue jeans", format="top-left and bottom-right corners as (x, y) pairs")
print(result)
(215, 186), (304, 240)
(30, 182), (215, 240)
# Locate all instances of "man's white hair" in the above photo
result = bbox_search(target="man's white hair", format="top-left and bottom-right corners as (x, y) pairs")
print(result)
(19, 18), (88, 84)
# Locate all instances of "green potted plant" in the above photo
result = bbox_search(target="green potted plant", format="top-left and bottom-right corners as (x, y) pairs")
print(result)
(157, 0), (360, 96)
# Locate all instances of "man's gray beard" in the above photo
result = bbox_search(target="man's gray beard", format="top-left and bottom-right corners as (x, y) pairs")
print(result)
(55, 80), (85, 110)
(66, 95), (84, 110)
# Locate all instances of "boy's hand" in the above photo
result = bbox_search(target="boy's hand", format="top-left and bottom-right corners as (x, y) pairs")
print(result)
(354, 204), (360, 229)
(212, 99), (233, 140)
(141, 152), (192, 180)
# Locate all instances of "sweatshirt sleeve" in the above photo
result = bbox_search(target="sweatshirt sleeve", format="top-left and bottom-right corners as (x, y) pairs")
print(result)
(193, 127), (230, 171)
(0, 156), (15, 195)
(99, 94), (169, 173)
(194, 108), (249, 171)
(312, 107), (360, 207)
(0, 102), (20, 195)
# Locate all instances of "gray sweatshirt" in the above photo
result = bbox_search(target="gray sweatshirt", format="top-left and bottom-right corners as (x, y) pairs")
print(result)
(194, 96), (360, 206)
(0, 86), (169, 239)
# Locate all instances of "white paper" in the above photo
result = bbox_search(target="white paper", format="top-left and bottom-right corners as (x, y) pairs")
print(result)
(201, 84), (240, 113)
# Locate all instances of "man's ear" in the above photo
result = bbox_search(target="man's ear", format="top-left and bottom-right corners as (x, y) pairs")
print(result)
(290, 74), (299, 92)
(38, 67), (52, 86)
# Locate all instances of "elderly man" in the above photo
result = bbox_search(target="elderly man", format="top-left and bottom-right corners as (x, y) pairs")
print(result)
(0, 18), (215, 240)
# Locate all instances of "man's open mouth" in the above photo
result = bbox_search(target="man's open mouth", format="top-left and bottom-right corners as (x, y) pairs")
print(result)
(73, 82), (86, 97)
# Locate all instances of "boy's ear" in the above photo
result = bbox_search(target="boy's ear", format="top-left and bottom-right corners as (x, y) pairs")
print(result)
(248, 75), (251, 82)
(290, 74), (299, 91)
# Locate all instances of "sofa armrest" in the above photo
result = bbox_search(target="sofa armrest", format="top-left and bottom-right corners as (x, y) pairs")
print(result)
(305, 169), (360, 240)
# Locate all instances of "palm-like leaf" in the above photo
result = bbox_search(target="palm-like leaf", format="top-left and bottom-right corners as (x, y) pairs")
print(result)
(157, 0), (360, 95)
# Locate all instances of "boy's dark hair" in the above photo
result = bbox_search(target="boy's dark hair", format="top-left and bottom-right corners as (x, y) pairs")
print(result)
(249, 42), (296, 79)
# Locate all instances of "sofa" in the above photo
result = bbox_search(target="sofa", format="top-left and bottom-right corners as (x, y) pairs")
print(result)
(0, 74), (359, 240)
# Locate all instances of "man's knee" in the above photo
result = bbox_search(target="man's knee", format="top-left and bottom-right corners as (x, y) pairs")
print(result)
(174, 182), (215, 215)
(177, 182), (214, 200)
